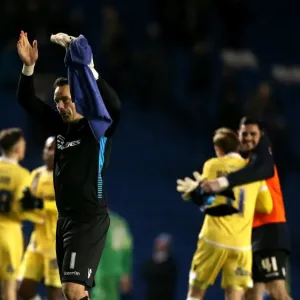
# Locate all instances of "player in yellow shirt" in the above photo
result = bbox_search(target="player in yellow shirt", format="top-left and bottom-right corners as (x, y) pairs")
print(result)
(18, 137), (62, 300)
(177, 128), (273, 300)
(0, 128), (31, 300)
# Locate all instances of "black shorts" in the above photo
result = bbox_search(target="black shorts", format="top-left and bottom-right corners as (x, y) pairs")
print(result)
(56, 213), (110, 288)
(252, 250), (289, 283)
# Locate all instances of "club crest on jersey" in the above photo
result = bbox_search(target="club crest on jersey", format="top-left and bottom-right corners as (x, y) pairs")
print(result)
(57, 135), (81, 150)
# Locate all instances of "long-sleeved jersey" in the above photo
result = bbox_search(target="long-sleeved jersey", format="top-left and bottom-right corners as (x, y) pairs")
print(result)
(17, 49), (120, 220)
(227, 134), (275, 187)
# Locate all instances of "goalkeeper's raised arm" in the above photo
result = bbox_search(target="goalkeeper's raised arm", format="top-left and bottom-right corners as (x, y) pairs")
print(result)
(17, 31), (65, 134)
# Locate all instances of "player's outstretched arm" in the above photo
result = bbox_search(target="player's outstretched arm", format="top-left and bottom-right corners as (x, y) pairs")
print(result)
(96, 77), (121, 137)
(17, 31), (64, 134)
(226, 134), (274, 187)
(201, 135), (275, 192)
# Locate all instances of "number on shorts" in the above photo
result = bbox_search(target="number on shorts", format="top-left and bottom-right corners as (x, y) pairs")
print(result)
(261, 256), (278, 273)
(70, 252), (76, 269)
(0, 189), (12, 212)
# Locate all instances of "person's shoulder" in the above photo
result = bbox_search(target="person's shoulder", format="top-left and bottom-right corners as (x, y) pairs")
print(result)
(227, 155), (247, 166)
(254, 133), (272, 154)
(16, 164), (30, 176)
(31, 165), (46, 176)
(12, 164), (31, 185)
(203, 157), (218, 167)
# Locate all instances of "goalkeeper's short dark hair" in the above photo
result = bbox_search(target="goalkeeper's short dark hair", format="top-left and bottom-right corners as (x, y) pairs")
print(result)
(53, 77), (69, 89)
(213, 127), (240, 154)
(240, 116), (264, 131)
(0, 128), (24, 153)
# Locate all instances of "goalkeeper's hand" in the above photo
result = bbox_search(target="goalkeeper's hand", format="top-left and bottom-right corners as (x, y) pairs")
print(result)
(50, 33), (76, 48)
(50, 33), (99, 80)
(176, 171), (203, 200)
(20, 188), (43, 210)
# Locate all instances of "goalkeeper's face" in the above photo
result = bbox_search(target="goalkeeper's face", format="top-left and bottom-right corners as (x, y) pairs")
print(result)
(54, 85), (81, 122)
(238, 124), (262, 151)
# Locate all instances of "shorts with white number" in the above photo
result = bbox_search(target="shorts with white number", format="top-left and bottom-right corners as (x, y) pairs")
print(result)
(56, 214), (110, 288)
(252, 250), (288, 283)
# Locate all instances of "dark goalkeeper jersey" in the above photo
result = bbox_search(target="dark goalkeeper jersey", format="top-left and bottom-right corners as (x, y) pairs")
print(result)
(17, 74), (120, 220)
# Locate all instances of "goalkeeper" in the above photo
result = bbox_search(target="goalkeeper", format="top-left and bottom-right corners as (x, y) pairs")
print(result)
(92, 210), (133, 300)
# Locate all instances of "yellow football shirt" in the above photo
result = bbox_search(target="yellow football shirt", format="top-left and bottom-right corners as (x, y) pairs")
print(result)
(199, 153), (273, 249)
(0, 157), (31, 225)
(27, 166), (57, 253)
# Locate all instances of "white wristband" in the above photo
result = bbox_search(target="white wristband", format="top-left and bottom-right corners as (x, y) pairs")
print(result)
(217, 176), (229, 189)
(22, 64), (35, 76)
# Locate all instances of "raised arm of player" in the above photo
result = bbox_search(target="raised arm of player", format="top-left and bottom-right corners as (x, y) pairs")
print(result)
(96, 77), (121, 137)
(17, 31), (64, 134)
(226, 134), (274, 187)
(64, 35), (114, 141)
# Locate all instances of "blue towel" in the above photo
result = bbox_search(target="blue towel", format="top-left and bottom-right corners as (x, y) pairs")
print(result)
(64, 35), (112, 141)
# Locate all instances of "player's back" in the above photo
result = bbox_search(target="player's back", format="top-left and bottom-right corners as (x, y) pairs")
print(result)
(0, 158), (30, 225)
(200, 153), (272, 249)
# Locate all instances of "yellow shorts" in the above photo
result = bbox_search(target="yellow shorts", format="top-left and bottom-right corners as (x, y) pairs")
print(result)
(0, 224), (23, 280)
(189, 238), (253, 291)
(19, 250), (61, 288)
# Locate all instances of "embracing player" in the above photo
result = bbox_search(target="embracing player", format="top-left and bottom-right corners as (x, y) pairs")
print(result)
(18, 136), (62, 300)
(201, 118), (291, 300)
(177, 128), (273, 300)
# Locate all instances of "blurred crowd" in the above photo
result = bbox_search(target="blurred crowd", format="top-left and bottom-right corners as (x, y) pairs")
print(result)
(1, 0), (295, 180)
(0, 0), (250, 108)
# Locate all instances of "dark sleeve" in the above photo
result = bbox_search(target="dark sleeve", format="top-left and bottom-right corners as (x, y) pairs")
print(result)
(17, 74), (65, 134)
(190, 190), (206, 207)
(96, 77), (121, 137)
(190, 188), (235, 207)
(227, 134), (275, 187)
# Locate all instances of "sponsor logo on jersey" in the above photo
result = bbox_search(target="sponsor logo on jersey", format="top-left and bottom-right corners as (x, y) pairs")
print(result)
(57, 135), (81, 150)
